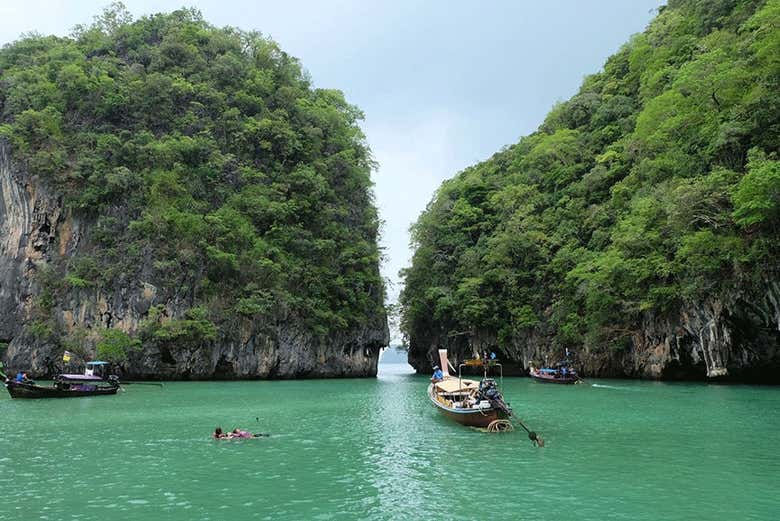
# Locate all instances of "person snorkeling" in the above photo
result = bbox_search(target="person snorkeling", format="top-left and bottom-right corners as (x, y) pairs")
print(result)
(213, 426), (268, 439)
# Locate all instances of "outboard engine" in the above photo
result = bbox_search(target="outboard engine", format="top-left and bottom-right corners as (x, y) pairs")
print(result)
(479, 378), (499, 399)
(479, 378), (512, 415)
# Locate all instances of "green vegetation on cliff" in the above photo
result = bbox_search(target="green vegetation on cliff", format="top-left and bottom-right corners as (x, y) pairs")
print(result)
(401, 0), (779, 353)
(0, 4), (384, 346)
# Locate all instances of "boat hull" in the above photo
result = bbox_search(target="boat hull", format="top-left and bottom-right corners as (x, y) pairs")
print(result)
(436, 406), (506, 428)
(530, 372), (579, 384)
(428, 384), (508, 428)
(5, 381), (119, 399)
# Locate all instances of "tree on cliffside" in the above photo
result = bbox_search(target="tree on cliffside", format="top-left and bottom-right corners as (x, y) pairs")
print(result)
(96, 329), (141, 363)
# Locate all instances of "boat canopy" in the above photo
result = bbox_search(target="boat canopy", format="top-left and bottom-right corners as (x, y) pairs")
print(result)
(434, 378), (479, 393)
(57, 374), (104, 381)
(86, 361), (110, 366)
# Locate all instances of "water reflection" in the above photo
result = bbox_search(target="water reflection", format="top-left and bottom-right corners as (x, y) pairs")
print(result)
(368, 363), (429, 520)
(1, 375), (778, 520)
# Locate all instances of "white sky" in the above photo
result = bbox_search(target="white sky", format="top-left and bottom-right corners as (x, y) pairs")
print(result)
(0, 1), (664, 340)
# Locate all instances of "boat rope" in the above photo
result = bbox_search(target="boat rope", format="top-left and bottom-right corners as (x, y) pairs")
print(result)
(486, 419), (514, 433)
(487, 395), (544, 446)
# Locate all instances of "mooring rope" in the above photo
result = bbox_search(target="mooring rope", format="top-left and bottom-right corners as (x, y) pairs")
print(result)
(486, 419), (514, 433)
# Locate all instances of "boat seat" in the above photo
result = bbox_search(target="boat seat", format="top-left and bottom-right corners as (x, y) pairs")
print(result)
(434, 378), (479, 393)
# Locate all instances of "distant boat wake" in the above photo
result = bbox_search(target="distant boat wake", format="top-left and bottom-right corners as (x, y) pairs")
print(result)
(591, 383), (640, 391)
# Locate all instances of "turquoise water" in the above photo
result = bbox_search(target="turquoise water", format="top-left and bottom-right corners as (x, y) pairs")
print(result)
(2, 364), (779, 520)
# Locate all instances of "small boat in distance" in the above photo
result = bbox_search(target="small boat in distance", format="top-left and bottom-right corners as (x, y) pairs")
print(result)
(530, 352), (581, 384)
(4, 361), (120, 399)
(428, 349), (513, 429)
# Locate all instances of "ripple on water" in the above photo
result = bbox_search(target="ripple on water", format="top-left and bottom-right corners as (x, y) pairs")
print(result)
(2, 376), (779, 520)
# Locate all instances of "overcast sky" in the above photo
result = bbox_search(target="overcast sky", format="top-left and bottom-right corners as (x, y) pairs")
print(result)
(0, 1), (664, 338)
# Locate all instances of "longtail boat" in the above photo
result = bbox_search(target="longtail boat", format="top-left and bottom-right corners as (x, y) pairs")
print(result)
(529, 358), (581, 384)
(4, 361), (120, 399)
(427, 349), (513, 429)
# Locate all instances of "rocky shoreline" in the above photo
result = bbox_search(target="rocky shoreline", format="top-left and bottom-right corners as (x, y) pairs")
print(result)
(406, 289), (780, 384)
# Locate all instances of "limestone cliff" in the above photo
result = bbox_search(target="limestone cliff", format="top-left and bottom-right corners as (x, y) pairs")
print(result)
(0, 9), (390, 378)
(401, 0), (779, 383)
(0, 141), (388, 378)
(408, 289), (780, 382)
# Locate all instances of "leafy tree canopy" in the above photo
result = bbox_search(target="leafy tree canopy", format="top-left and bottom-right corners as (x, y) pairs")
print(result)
(0, 3), (384, 343)
(401, 0), (779, 352)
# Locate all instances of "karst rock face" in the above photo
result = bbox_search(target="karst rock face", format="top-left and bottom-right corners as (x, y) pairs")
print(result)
(401, 0), (780, 382)
(407, 289), (780, 382)
(0, 8), (388, 378)
(0, 141), (388, 379)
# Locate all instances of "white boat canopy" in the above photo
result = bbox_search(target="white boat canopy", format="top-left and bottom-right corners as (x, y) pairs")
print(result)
(434, 378), (479, 394)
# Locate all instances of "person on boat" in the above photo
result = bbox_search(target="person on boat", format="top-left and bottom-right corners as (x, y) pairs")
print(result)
(15, 371), (29, 383)
(213, 427), (229, 439)
(231, 428), (253, 438)
(431, 365), (443, 383)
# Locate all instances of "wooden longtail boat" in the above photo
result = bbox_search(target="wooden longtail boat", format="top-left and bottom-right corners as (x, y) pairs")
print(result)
(529, 364), (581, 384)
(427, 349), (511, 429)
(4, 361), (120, 399)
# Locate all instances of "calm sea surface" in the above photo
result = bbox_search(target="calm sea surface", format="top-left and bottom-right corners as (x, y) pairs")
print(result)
(2, 362), (778, 520)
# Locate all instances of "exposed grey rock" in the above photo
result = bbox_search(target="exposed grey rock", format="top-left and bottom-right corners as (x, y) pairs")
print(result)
(0, 141), (389, 379)
(408, 288), (780, 382)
